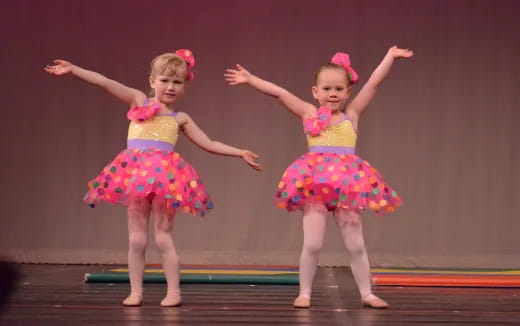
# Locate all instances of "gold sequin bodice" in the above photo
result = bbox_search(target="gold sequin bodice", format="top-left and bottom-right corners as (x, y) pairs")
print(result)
(127, 115), (179, 146)
(306, 118), (357, 148)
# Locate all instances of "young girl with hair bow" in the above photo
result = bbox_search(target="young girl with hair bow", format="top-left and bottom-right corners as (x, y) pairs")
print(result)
(45, 49), (262, 307)
(225, 46), (413, 309)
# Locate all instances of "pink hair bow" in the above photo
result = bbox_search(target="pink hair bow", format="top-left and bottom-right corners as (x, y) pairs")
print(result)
(304, 106), (332, 136)
(175, 49), (195, 81)
(331, 52), (359, 84)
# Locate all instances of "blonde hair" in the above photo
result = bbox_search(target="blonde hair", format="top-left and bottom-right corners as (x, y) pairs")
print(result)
(150, 53), (188, 79)
(314, 63), (351, 86)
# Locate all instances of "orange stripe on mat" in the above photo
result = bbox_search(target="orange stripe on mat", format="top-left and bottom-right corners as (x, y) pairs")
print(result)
(372, 275), (520, 287)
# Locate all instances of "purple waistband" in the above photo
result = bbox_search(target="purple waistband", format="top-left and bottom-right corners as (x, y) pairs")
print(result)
(127, 139), (175, 151)
(308, 146), (356, 154)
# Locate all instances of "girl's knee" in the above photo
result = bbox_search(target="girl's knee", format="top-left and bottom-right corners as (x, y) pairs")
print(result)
(347, 242), (367, 257)
(154, 232), (174, 251)
(303, 241), (323, 256)
(129, 233), (147, 251)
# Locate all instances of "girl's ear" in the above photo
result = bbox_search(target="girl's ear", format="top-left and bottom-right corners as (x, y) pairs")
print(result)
(312, 85), (318, 100)
(148, 75), (155, 88)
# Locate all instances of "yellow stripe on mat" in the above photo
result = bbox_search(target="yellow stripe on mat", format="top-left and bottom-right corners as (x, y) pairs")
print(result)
(110, 268), (298, 275)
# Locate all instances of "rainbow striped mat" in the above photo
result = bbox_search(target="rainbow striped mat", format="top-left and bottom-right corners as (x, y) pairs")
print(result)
(84, 265), (520, 287)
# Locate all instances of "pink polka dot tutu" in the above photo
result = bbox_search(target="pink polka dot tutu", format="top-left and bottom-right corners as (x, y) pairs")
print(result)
(274, 152), (402, 215)
(83, 148), (213, 216)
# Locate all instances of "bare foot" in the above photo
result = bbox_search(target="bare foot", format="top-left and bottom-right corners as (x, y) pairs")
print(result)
(361, 294), (389, 309)
(293, 295), (311, 308)
(123, 293), (142, 306)
(160, 292), (182, 307)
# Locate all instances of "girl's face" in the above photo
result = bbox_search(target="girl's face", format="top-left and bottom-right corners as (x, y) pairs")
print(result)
(149, 74), (186, 105)
(312, 68), (350, 111)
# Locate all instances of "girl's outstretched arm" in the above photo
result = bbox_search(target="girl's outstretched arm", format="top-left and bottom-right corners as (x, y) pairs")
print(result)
(44, 59), (146, 107)
(347, 46), (413, 120)
(176, 112), (263, 171)
(225, 64), (315, 119)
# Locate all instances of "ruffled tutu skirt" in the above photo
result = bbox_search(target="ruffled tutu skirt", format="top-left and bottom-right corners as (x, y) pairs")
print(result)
(83, 148), (212, 216)
(274, 152), (402, 215)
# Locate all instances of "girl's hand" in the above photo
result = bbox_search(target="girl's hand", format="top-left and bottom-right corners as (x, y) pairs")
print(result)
(225, 64), (252, 85)
(44, 60), (73, 76)
(388, 46), (414, 59)
(241, 150), (263, 171)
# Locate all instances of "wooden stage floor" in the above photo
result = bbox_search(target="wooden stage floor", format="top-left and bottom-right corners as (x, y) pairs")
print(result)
(1, 264), (519, 325)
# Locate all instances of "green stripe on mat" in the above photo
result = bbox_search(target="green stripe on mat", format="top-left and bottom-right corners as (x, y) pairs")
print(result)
(85, 272), (299, 285)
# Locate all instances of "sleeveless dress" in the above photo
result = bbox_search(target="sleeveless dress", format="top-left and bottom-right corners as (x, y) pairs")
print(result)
(274, 106), (402, 215)
(83, 99), (213, 216)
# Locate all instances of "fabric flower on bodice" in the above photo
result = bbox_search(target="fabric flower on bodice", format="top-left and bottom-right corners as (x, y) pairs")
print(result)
(127, 103), (160, 122)
(303, 106), (332, 136)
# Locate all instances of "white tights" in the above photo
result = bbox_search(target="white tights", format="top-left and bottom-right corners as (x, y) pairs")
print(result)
(127, 197), (180, 299)
(298, 204), (372, 298)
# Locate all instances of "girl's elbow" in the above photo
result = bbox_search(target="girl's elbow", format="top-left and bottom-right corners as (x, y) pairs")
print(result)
(276, 89), (290, 99)
(200, 140), (216, 152)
